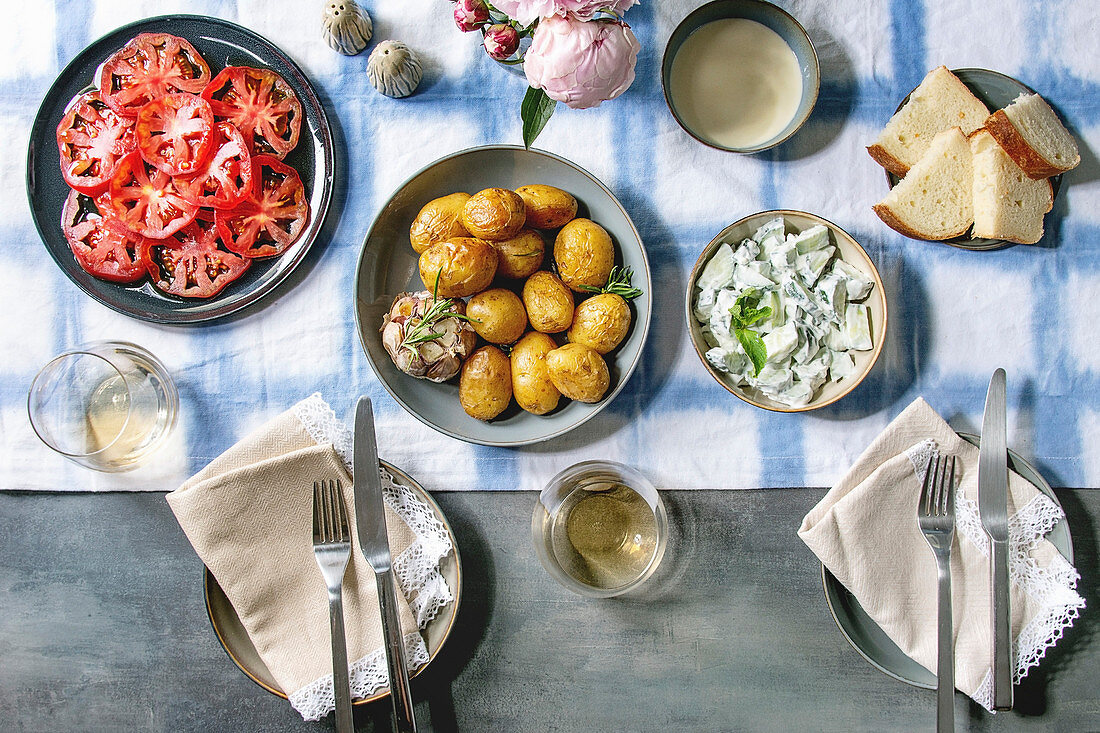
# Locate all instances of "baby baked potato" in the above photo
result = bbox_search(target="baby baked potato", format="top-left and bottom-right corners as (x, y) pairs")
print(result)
(510, 332), (561, 415)
(546, 343), (611, 403)
(566, 293), (631, 354)
(554, 218), (615, 292)
(462, 188), (526, 241)
(492, 229), (546, 280)
(467, 288), (528, 344)
(459, 345), (513, 421)
(418, 237), (498, 297)
(515, 184), (578, 229)
(409, 192), (471, 254)
(522, 271), (575, 333)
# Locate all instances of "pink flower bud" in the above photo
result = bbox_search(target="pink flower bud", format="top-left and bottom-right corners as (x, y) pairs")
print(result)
(454, 0), (490, 32)
(483, 23), (521, 60)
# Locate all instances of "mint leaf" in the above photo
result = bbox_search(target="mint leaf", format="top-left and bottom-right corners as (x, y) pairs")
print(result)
(735, 328), (768, 377)
(729, 290), (770, 376)
(521, 87), (556, 149)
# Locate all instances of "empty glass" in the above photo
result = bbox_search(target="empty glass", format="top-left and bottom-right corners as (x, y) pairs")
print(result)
(28, 341), (178, 472)
(532, 461), (668, 598)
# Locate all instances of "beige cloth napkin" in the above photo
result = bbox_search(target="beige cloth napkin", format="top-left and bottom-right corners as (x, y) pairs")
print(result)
(167, 404), (421, 719)
(799, 397), (1083, 710)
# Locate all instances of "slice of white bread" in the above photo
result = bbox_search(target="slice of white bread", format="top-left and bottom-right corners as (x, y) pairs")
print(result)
(873, 127), (973, 240)
(970, 130), (1053, 244)
(868, 66), (989, 177)
(984, 92), (1080, 179)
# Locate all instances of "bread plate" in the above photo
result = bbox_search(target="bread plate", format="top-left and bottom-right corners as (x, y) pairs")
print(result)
(354, 145), (651, 446)
(884, 68), (1062, 251)
(686, 210), (887, 412)
(821, 433), (1073, 687)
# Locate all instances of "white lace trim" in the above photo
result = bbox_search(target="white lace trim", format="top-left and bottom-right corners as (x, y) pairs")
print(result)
(950, 477), (1085, 711)
(288, 632), (430, 721)
(291, 394), (454, 721)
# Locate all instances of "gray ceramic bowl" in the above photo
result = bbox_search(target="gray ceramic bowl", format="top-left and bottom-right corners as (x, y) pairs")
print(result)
(354, 146), (651, 446)
(661, 0), (820, 153)
(686, 210), (887, 412)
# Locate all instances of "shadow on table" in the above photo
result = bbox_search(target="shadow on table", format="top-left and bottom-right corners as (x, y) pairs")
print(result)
(356, 497), (496, 733)
(966, 489), (1096, 722)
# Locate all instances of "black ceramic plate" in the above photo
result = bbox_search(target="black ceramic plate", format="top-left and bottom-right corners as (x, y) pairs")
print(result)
(27, 15), (333, 323)
(885, 68), (1061, 251)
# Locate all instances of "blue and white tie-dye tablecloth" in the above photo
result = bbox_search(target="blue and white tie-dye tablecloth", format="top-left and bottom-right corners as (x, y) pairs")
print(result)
(2, 0), (1097, 491)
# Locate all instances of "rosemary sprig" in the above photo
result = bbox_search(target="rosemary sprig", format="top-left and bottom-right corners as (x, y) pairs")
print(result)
(400, 270), (473, 354)
(579, 266), (644, 301)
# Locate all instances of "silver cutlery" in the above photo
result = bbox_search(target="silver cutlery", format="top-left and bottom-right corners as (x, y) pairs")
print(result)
(312, 479), (354, 733)
(918, 453), (957, 733)
(978, 368), (1013, 710)
(354, 396), (417, 733)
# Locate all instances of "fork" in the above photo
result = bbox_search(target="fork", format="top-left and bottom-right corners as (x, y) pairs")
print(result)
(312, 479), (354, 733)
(918, 453), (957, 733)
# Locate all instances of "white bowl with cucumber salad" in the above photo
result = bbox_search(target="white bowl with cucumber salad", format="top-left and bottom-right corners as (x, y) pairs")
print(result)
(686, 211), (887, 412)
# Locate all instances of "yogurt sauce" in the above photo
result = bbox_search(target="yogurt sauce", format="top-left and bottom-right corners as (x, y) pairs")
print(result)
(669, 18), (804, 149)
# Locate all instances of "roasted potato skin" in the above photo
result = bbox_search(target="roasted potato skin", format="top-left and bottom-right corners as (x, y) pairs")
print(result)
(459, 346), (513, 421)
(510, 332), (561, 415)
(409, 192), (471, 254)
(418, 237), (498, 297)
(566, 293), (631, 354)
(462, 188), (526, 241)
(492, 229), (545, 280)
(467, 288), (528, 345)
(546, 343), (611, 403)
(554, 218), (615, 292)
(522, 271), (575, 334)
(516, 184), (578, 229)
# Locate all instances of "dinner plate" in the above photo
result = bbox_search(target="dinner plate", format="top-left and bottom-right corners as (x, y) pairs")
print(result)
(884, 68), (1061, 251)
(203, 462), (461, 703)
(26, 14), (334, 323)
(354, 145), (652, 446)
(822, 433), (1073, 688)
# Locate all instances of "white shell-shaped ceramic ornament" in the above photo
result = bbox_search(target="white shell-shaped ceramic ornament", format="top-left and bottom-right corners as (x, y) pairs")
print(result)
(322, 0), (372, 56)
(367, 41), (423, 98)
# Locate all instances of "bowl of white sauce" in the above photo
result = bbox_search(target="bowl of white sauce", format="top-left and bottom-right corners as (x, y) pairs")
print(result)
(662, 0), (820, 153)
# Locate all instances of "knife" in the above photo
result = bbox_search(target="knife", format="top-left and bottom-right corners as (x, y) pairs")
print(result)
(978, 368), (1012, 710)
(354, 396), (417, 732)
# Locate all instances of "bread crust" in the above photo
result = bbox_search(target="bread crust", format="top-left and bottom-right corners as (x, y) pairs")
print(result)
(867, 143), (909, 177)
(985, 109), (1069, 179)
(872, 202), (971, 241)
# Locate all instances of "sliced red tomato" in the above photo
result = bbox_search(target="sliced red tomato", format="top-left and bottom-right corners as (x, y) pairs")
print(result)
(201, 66), (302, 158)
(178, 121), (252, 209)
(135, 93), (215, 176)
(140, 220), (250, 298)
(61, 189), (148, 283)
(216, 155), (309, 258)
(55, 90), (136, 195)
(108, 151), (198, 239)
(97, 33), (211, 116)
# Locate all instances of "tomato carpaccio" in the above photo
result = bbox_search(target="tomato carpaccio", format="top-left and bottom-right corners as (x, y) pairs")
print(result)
(55, 32), (310, 298)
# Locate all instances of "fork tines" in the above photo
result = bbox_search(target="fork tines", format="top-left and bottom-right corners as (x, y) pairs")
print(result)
(313, 478), (350, 545)
(919, 453), (957, 522)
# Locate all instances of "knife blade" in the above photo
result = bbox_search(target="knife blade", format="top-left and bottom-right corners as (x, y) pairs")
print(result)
(354, 397), (417, 732)
(978, 368), (1012, 710)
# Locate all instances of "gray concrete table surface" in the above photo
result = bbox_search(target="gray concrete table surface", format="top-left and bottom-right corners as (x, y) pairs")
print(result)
(0, 489), (1096, 733)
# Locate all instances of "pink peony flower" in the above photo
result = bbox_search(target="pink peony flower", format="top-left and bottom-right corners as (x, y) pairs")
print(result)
(484, 23), (521, 60)
(523, 14), (640, 109)
(494, 0), (639, 26)
(454, 0), (490, 32)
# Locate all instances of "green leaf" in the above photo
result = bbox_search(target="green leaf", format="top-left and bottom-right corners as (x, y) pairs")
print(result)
(740, 305), (772, 327)
(577, 266), (644, 301)
(735, 328), (768, 377)
(521, 86), (556, 149)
